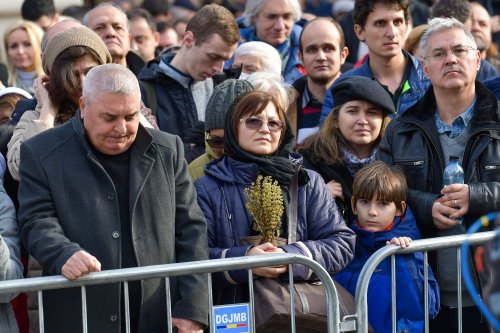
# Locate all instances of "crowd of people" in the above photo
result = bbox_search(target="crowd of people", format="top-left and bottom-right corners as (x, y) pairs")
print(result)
(0, 0), (498, 332)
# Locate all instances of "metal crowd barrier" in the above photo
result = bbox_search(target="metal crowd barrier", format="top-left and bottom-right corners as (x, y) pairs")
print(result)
(354, 231), (497, 333)
(0, 253), (348, 333)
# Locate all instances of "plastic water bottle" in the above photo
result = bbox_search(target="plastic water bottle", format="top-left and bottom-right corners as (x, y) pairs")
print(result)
(443, 156), (464, 223)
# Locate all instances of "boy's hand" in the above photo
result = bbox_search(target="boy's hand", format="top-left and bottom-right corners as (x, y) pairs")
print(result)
(387, 237), (412, 248)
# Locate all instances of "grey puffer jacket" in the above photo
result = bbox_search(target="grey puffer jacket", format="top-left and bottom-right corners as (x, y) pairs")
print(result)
(0, 173), (24, 333)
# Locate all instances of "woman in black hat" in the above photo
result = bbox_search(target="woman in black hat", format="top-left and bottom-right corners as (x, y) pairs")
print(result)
(298, 76), (396, 225)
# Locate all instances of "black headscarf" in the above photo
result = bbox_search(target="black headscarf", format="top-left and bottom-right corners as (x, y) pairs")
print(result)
(223, 95), (309, 188)
(223, 93), (310, 237)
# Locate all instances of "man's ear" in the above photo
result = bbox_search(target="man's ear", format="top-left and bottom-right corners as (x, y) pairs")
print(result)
(354, 24), (365, 42)
(340, 46), (349, 65)
(298, 51), (303, 65)
(153, 31), (160, 47)
(183, 31), (195, 48)
(396, 201), (407, 216)
(79, 96), (85, 119)
(421, 58), (429, 78)
(351, 197), (357, 214)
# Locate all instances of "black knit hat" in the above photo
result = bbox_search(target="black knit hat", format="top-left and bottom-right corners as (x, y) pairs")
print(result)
(205, 79), (254, 131)
(332, 76), (395, 114)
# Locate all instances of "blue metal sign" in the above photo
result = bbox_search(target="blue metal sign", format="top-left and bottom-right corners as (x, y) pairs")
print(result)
(213, 303), (250, 333)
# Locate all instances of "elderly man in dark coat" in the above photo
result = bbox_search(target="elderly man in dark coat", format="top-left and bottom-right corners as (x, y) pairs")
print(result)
(18, 64), (208, 333)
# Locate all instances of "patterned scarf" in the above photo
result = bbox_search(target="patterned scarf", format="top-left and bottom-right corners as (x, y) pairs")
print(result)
(341, 146), (377, 177)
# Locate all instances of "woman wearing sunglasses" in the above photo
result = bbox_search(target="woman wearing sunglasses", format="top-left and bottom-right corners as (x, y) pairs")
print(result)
(194, 90), (355, 305)
(189, 73), (288, 181)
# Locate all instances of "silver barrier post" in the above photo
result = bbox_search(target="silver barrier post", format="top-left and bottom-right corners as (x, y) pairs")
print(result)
(424, 251), (429, 333)
(457, 247), (462, 333)
(289, 264), (296, 333)
(248, 270), (256, 333)
(38, 291), (44, 333)
(81, 286), (88, 333)
(209, 274), (215, 333)
(391, 255), (396, 333)
(124, 281), (131, 333)
(165, 277), (172, 333)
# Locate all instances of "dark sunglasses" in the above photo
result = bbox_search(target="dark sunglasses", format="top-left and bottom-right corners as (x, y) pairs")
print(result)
(205, 135), (224, 149)
(240, 117), (285, 132)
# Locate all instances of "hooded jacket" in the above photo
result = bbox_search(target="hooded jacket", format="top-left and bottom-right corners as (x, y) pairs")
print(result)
(335, 217), (440, 333)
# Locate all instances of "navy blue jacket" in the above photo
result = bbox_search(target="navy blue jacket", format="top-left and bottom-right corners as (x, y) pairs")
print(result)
(194, 156), (356, 305)
(484, 75), (500, 100)
(335, 217), (440, 333)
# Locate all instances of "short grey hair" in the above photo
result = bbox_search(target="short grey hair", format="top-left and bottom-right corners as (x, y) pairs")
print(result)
(83, 64), (140, 102)
(82, 2), (130, 30)
(242, 0), (302, 27)
(234, 41), (282, 75)
(246, 72), (289, 110)
(421, 17), (477, 59)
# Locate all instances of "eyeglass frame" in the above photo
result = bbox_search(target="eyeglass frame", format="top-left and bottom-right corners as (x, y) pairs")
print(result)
(239, 116), (286, 132)
(424, 45), (477, 61)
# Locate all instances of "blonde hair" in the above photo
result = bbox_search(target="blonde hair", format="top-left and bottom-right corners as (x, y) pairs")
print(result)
(3, 20), (44, 86)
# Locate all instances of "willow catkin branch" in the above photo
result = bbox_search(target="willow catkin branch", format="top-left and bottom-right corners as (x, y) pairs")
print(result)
(244, 175), (284, 243)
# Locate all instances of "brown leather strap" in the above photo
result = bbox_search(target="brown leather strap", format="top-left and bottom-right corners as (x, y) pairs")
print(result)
(287, 165), (300, 244)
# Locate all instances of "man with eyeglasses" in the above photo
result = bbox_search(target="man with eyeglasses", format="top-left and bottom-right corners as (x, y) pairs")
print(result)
(378, 17), (500, 333)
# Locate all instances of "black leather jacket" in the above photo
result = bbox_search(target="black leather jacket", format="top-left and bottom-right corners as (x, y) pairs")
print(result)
(378, 81), (500, 237)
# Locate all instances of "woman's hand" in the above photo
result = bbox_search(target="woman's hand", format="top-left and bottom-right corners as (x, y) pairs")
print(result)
(247, 243), (288, 278)
(34, 75), (57, 124)
(326, 180), (344, 200)
(386, 237), (412, 248)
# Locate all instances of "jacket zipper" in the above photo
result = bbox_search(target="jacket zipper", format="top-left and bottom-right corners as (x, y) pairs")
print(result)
(403, 120), (444, 182)
(397, 160), (424, 166)
(220, 186), (235, 246)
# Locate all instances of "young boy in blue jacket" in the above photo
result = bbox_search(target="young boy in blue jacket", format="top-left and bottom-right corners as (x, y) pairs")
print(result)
(335, 161), (440, 333)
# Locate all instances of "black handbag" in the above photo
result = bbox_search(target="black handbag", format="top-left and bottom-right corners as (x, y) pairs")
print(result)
(252, 166), (358, 333)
